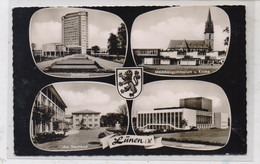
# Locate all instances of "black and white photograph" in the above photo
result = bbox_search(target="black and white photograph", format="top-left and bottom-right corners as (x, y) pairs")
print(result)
(132, 81), (231, 150)
(30, 82), (128, 151)
(30, 8), (127, 78)
(131, 6), (230, 76)
(12, 5), (247, 157)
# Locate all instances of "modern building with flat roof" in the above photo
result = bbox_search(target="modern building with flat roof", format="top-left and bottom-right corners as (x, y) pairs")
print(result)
(42, 43), (68, 57)
(136, 97), (229, 131)
(62, 11), (88, 54)
(72, 109), (100, 129)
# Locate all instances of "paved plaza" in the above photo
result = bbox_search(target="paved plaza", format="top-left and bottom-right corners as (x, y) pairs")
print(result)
(85, 54), (124, 70)
(35, 127), (112, 151)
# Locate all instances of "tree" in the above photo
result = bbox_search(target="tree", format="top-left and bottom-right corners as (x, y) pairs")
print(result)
(180, 119), (188, 128)
(117, 23), (127, 55)
(107, 33), (119, 55)
(223, 26), (229, 47)
(31, 43), (36, 51)
(117, 104), (128, 128)
(79, 118), (85, 128)
(117, 104), (127, 116)
(132, 117), (137, 129)
(99, 104), (128, 128)
(91, 45), (100, 54)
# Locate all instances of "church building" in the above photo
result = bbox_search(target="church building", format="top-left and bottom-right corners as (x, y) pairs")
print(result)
(134, 9), (226, 66)
(167, 9), (214, 52)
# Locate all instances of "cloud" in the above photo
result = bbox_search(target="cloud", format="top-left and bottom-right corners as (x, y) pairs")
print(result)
(207, 96), (222, 109)
(31, 22), (118, 49)
(57, 87), (126, 116)
(89, 24), (117, 48)
(132, 17), (204, 49)
(214, 25), (230, 51)
(134, 91), (199, 116)
(58, 87), (111, 107)
(131, 17), (229, 51)
(31, 21), (61, 48)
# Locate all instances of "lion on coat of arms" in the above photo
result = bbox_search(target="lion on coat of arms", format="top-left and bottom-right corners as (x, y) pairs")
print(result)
(118, 70), (140, 97)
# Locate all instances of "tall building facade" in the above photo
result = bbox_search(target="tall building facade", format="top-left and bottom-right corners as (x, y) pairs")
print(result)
(31, 85), (67, 138)
(62, 11), (88, 54)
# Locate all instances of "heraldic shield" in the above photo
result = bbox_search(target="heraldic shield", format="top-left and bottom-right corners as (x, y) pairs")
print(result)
(116, 67), (143, 99)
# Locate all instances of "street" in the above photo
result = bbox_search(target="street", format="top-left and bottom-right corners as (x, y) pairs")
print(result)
(35, 127), (112, 151)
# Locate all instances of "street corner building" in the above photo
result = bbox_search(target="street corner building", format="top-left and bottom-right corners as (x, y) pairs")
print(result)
(136, 97), (229, 131)
(30, 85), (69, 138)
(133, 9), (227, 66)
(62, 11), (88, 55)
(71, 109), (101, 129)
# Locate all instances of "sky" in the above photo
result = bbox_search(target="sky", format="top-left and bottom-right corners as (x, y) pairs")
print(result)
(52, 82), (126, 116)
(131, 6), (230, 51)
(133, 80), (230, 117)
(30, 8), (124, 49)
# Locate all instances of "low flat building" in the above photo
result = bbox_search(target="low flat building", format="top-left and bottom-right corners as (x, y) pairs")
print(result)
(42, 43), (69, 57)
(72, 109), (101, 129)
(133, 49), (161, 65)
(137, 108), (197, 130)
(136, 97), (229, 131)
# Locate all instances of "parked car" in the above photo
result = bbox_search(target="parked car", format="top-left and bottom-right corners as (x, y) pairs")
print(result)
(190, 126), (198, 131)
(98, 132), (107, 138)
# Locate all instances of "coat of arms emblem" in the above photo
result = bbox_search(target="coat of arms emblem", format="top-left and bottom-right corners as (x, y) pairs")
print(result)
(116, 67), (143, 99)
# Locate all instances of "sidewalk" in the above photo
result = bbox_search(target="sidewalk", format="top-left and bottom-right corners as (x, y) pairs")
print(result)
(85, 54), (123, 70)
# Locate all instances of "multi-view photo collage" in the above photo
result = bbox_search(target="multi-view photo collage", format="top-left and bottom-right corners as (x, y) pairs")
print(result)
(13, 6), (246, 155)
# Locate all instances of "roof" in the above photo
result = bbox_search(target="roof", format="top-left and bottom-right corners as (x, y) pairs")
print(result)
(137, 107), (210, 114)
(47, 85), (67, 108)
(43, 43), (65, 46)
(168, 40), (209, 49)
(154, 106), (209, 112)
(205, 9), (214, 33)
(180, 97), (212, 102)
(72, 109), (101, 114)
(65, 114), (72, 118)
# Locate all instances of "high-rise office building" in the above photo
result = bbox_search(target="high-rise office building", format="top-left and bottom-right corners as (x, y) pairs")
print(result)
(62, 11), (88, 54)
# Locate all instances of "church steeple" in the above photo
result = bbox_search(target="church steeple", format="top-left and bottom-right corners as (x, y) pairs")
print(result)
(204, 9), (214, 51)
(204, 9), (214, 34)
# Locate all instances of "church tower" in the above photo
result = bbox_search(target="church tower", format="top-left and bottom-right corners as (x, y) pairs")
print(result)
(204, 9), (214, 51)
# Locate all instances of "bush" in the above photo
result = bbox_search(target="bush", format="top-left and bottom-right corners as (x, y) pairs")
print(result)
(106, 127), (126, 135)
(162, 138), (225, 146)
(33, 132), (66, 144)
